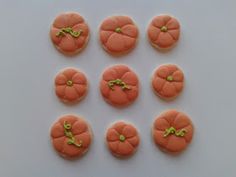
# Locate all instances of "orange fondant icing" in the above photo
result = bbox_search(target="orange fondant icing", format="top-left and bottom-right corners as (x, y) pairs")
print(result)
(100, 65), (139, 107)
(55, 68), (88, 103)
(152, 64), (184, 100)
(100, 16), (138, 55)
(50, 115), (92, 158)
(50, 12), (89, 55)
(148, 15), (180, 49)
(106, 121), (140, 157)
(153, 110), (194, 153)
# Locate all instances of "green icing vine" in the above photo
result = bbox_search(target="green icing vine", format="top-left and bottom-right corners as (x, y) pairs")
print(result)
(56, 27), (83, 38)
(108, 79), (131, 91)
(163, 127), (187, 137)
(63, 121), (83, 148)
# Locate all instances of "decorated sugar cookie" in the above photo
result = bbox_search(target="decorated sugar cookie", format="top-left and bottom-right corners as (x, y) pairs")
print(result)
(152, 64), (184, 100)
(99, 16), (139, 56)
(50, 115), (92, 158)
(106, 121), (140, 158)
(148, 15), (180, 50)
(100, 65), (139, 107)
(152, 110), (194, 153)
(50, 12), (89, 55)
(55, 68), (88, 103)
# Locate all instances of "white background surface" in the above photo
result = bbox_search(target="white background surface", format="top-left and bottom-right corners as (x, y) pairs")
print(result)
(0, 0), (235, 177)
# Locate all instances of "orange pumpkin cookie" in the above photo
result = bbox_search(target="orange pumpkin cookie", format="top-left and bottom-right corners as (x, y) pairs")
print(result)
(152, 110), (194, 153)
(50, 115), (92, 158)
(55, 68), (88, 103)
(100, 65), (139, 107)
(148, 15), (180, 50)
(106, 121), (140, 158)
(152, 64), (184, 100)
(99, 16), (139, 56)
(50, 12), (89, 55)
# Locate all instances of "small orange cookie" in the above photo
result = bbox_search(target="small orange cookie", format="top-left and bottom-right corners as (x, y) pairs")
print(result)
(148, 15), (180, 50)
(50, 115), (92, 158)
(99, 16), (139, 56)
(152, 64), (184, 100)
(106, 121), (140, 158)
(100, 65), (139, 107)
(50, 12), (89, 55)
(152, 110), (194, 153)
(55, 68), (88, 103)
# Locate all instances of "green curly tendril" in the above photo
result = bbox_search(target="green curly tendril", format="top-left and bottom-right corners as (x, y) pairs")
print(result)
(108, 79), (131, 91)
(56, 27), (83, 38)
(63, 121), (83, 148)
(163, 127), (187, 137)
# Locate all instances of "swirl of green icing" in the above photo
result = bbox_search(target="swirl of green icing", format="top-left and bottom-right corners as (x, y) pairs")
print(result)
(56, 27), (83, 38)
(163, 126), (187, 137)
(63, 121), (83, 148)
(108, 79), (131, 91)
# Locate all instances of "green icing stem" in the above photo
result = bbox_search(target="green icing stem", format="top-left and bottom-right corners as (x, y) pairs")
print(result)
(163, 127), (187, 137)
(160, 26), (168, 32)
(115, 27), (122, 33)
(56, 27), (83, 38)
(108, 79), (131, 91)
(63, 121), (83, 148)
(119, 134), (126, 142)
(166, 75), (173, 81)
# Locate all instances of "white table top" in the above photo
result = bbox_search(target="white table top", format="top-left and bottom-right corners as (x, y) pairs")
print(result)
(0, 0), (235, 177)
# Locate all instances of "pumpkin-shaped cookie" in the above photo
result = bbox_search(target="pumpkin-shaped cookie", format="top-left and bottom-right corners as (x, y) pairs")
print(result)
(148, 15), (180, 50)
(50, 115), (92, 158)
(50, 12), (89, 55)
(99, 16), (139, 56)
(152, 110), (194, 153)
(100, 65), (139, 107)
(106, 121), (140, 157)
(152, 64), (184, 100)
(55, 68), (88, 103)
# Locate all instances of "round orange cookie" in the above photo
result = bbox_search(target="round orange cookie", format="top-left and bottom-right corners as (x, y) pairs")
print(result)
(100, 65), (139, 107)
(106, 121), (140, 158)
(152, 64), (184, 100)
(99, 16), (139, 55)
(50, 115), (92, 158)
(55, 68), (88, 103)
(50, 12), (89, 55)
(148, 15), (180, 50)
(152, 110), (194, 153)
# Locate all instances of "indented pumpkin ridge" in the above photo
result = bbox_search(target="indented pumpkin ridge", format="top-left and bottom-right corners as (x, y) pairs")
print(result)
(154, 32), (176, 45)
(165, 138), (187, 153)
(101, 28), (137, 40)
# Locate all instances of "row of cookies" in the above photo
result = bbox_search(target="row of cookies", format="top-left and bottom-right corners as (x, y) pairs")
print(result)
(50, 110), (194, 159)
(50, 12), (180, 56)
(55, 64), (184, 107)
